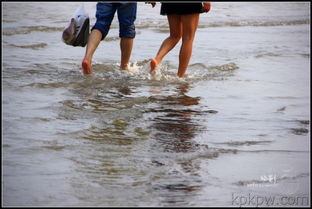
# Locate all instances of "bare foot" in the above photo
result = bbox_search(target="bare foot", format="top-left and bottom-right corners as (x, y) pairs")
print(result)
(120, 63), (130, 71)
(150, 58), (158, 74)
(82, 59), (92, 75)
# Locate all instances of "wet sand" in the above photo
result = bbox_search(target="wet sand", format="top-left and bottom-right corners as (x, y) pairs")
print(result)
(2, 2), (310, 206)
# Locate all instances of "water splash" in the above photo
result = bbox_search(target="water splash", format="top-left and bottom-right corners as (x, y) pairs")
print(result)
(93, 61), (239, 83)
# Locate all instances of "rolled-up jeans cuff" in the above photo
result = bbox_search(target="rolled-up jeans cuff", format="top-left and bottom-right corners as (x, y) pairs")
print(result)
(119, 24), (135, 38)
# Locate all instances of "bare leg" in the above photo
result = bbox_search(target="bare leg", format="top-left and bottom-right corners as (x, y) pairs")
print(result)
(82, 29), (102, 74)
(177, 14), (199, 78)
(151, 14), (182, 73)
(120, 37), (134, 71)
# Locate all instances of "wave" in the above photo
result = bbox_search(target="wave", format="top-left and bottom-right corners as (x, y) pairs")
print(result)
(139, 19), (310, 32)
(212, 140), (273, 147)
(104, 36), (120, 42)
(2, 19), (16, 23)
(297, 120), (310, 125)
(25, 82), (72, 88)
(3, 25), (64, 36)
(86, 61), (239, 82)
(234, 173), (310, 186)
(203, 19), (310, 28)
(255, 53), (281, 58)
(240, 149), (309, 153)
(208, 62), (239, 71)
(203, 147), (308, 155)
(9, 43), (48, 49)
(3, 18), (309, 37)
(290, 128), (309, 135)
(21, 61), (240, 91)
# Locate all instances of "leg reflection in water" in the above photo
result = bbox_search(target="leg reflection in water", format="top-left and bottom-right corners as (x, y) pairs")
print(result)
(150, 83), (203, 151)
(148, 83), (209, 206)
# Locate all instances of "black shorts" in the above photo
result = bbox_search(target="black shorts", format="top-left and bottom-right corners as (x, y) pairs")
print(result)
(160, 3), (203, 15)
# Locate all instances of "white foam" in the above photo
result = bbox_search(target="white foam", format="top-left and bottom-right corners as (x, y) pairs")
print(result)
(99, 61), (238, 82)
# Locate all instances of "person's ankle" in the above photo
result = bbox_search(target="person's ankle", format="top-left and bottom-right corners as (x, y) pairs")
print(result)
(150, 58), (159, 73)
(120, 63), (129, 71)
(82, 59), (92, 74)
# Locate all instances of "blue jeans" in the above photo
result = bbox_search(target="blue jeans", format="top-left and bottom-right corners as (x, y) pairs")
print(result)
(92, 3), (137, 40)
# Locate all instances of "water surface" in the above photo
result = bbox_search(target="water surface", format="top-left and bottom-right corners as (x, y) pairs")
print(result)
(2, 2), (310, 206)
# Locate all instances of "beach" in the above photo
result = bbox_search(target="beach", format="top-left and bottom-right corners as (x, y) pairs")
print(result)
(2, 2), (310, 206)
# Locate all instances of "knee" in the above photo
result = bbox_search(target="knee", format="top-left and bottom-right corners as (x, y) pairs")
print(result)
(91, 23), (110, 40)
(182, 35), (195, 42)
(169, 34), (181, 43)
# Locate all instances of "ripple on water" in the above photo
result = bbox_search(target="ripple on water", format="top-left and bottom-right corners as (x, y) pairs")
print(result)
(9, 43), (48, 50)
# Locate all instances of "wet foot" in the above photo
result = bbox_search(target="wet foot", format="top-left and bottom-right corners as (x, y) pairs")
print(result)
(150, 58), (158, 75)
(120, 63), (130, 71)
(82, 59), (92, 75)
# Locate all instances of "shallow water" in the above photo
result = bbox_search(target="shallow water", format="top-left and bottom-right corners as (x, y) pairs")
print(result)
(2, 2), (310, 206)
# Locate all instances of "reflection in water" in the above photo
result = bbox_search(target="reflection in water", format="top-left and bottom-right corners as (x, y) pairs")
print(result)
(150, 83), (203, 148)
(59, 80), (213, 206)
(148, 83), (207, 205)
(3, 2), (310, 206)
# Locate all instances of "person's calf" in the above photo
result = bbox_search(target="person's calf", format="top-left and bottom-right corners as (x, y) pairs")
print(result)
(120, 37), (134, 71)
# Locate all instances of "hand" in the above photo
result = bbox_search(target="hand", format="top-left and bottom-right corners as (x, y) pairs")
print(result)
(202, 2), (211, 13)
(146, 2), (156, 8)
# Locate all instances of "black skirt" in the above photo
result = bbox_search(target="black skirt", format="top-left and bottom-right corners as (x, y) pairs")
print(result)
(160, 3), (203, 15)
